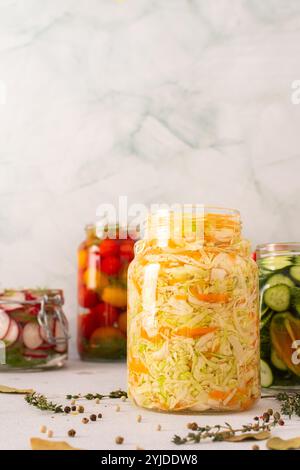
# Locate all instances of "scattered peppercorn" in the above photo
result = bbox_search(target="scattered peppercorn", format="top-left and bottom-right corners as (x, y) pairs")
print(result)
(90, 414), (97, 422)
(252, 444), (260, 451)
(78, 406), (84, 413)
(47, 430), (53, 438)
(187, 422), (198, 431)
(263, 412), (270, 422)
(254, 416), (259, 421)
(71, 406), (77, 412)
(64, 406), (71, 414)
(115, 436), (124, 445)
(82, 418), (89, 424)
(68, 429), (76, 437)
(137, 415), (142, 423)
(279, 419), (285, 426)
(98, 413), (102, 419)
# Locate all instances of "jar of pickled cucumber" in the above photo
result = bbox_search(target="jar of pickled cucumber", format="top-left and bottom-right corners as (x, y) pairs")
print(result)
(257, 243), (300, 389)
(127, 206), (260, 412)
(77, 224), (135, 360)
(0, 289), (68, 370)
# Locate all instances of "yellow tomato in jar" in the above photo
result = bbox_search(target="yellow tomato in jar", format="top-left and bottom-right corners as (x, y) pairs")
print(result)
(118, 312), (127, 335)
(78, 248), (88, 270)
(83, 268), (109, 290)
(90, 327), (124, 345)
(102, 286), (127, 308)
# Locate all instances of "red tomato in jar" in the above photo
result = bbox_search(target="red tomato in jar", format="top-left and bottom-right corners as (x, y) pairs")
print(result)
(120, 240), (135, 262)
(99, 239), (119, 257)
(92, 302), (119, 327)
(78, 312), (97, 340)
(78, 287), (99, 308)
(101, 256), (121, 275)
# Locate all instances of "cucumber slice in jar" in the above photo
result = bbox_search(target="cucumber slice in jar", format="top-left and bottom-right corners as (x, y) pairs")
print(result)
(290, 266), (300, 283)
(260, 256), (292, 271)
(264, 285), (290, 312)
(291, 287), (300, 315)
(271, 348), (288, 371)
(260, 360), (274, 388)
(266, 274), (295, 288)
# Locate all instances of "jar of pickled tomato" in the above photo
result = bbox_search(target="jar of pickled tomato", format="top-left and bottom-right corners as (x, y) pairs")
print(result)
(257, 243), (300, 389)
(127, 206), (260, 412)
(77, 224), (135, 360)
(0, 289), (68, 370)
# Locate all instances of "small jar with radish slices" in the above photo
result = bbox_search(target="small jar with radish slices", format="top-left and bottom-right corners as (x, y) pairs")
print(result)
(77, 224), (136, 360)
(0, 289), (68, 370)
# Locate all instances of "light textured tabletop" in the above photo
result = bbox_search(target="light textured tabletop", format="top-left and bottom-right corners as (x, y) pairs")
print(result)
(0, 360), (299, 451)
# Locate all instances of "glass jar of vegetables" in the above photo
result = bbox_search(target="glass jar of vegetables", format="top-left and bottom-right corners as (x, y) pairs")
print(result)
(127, 206), (260, 412)
(257, 243), (300, 389)
(0, 289), (68, 370)
(77, 224), (135, 360)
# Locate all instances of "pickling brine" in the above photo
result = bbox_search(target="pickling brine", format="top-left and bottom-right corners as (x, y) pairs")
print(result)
(127, 206), (260, 412)
(257, 243), (300, 389)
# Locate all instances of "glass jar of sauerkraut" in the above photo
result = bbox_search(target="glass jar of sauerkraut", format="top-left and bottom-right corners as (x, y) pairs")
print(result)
(257, 243), (300, 389)
(127, 206), (260, 412)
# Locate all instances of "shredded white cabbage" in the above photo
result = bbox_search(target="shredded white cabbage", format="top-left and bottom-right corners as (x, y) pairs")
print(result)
(127, 216), (260, 412)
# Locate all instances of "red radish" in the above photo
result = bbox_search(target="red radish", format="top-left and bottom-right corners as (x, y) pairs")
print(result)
(23, 349), (48, 359)
(3, 319), (19, 346)
(38, 343), (55, 351)
(0, 292), (25, 311)
(53, 320), (67, 353)
(23, 322), (43, 350)
(0, 310), (10, 340)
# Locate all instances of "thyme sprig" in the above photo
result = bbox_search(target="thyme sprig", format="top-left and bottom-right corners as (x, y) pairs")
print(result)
(172, 410), (282, 445)
(66, 389), (128, 401)
(25, 392), (64, 413)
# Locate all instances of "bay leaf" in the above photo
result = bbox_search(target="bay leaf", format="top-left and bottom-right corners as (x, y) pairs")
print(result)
(226, 431), (271, 442)
(0, 385), (34, 394)
(267, 436), (300, 450)
(30, 437), (81, 451)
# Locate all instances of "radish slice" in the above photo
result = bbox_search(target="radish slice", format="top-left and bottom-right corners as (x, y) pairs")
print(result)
(23, 323), (43, 350)
(54, 320), (67, 353)
(38, 342), (55, 351)
(3, 319), (19, 346)
(0, 310), (10, 340)
(39, 318), (55, 343)
(0, 292), (25, 312)
(23, 349), (48, 359)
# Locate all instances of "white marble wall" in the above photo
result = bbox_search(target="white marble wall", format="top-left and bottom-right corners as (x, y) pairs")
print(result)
(0, 0), (300, 354)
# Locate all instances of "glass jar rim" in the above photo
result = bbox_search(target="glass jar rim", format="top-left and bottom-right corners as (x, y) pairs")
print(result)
(256, 242), (300, 258)
(147, 204), (240, 217)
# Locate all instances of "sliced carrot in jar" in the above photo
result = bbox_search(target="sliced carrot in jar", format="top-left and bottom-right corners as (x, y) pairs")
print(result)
(190, 287), (230, 304)
(175, 326), (217, 338)
(129, 358), (149, 374)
